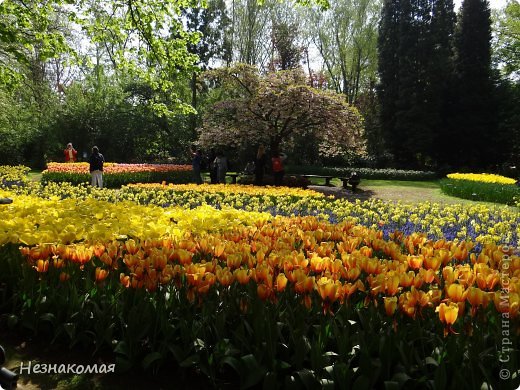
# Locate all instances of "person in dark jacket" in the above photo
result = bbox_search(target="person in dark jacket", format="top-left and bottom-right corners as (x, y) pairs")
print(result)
(191, 148), (203, 184)
(254, 145), (267, 185)
(89, 146), (105, 188)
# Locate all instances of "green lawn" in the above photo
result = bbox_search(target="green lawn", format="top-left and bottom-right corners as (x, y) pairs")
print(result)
(28, 170), (42, 182)
(359, 179), (440, 188)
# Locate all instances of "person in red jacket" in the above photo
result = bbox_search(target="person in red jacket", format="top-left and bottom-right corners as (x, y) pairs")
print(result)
(64, 143), (78, 162)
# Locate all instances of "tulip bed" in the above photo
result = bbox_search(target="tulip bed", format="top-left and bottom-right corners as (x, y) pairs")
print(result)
(440, 173), (520, 206)
(41, 162), (193, 187)
(0, 170), (519, 388)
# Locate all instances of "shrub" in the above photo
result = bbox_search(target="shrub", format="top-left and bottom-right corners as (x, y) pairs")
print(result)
(286, 165), (438, 181)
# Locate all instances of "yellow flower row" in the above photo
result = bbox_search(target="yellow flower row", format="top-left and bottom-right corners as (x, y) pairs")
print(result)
(0, 190), (270, 246)
(0, 165), (30, 185)
(127, 183), (326, 198)
(447, 173), (517, 185)
(3, 183), (519, 247)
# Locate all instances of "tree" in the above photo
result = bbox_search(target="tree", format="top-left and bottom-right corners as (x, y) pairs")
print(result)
(197, 64), (365, 160)
(429, 0), (457, 167)
(452, 0), (496, 168)
(306, 0), (380, 104)
(493, 0), (520, 79)
(182, 0), (232, 133)
(378, 0), (458, 169)
(229, 0), (273, 68)
(377, 0), (400, 164)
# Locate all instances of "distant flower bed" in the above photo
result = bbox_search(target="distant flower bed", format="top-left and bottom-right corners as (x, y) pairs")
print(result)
(0, 165), (30, 189)
(41, 162), (192, 188)
(447, 173), (517, 185)
(440, 173), (520, 205)
(44, 162), (191, 174)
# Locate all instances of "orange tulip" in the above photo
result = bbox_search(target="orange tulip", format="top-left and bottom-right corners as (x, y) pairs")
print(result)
(446, 283), (466, 302)
(437, 302), (459, 325)
(124, 239), (140, 255)
(407, 255), (423, 270)
(120, 273), (131, 288)
(234, 268), (250, 285)
(226, 253), (242, 269)
(177, 249), (193, 265)
(384, 296), (398, 316)
(34, 259), (49, 273)
(275, 273), (288, 292)
(400, 271), (414, 288)
(152, 253), (167, 271)
(316, 277), (340, 302)
(95, 267), (109, 282)
(216, 267), (234, 287)
(59, 272), (70, 282)
(424, 255), (441, 271)
(466, 287), (485, 307)
(92, 243), (105, 257)
(385, 274), (400, 296)
(53, 257), (65, 269)
(257, 284), (271, 300)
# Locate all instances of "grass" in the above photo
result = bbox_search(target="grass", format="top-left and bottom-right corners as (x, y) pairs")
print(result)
(359, 179), (440, 188)
(28, 170), (42, 182)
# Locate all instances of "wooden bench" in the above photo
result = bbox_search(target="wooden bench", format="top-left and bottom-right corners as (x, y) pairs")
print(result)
(301, 174), (334, 186)
(226, 173), (240, 184)
(0, 198), (13, 204)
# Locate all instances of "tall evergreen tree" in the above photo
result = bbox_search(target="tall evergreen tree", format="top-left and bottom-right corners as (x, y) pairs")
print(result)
(394, 0), (435, 167)
(378, 0), (459, 169)
(377, 0), (400, 164)
(452, 0), (496, 169)
(430, 0), (457, 167)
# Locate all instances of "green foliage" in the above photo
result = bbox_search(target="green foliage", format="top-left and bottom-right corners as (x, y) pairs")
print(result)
(493, 0), (520, 78)
(440, 178), (520, 205)
(286, 165), (438, 181)
(304, 0), (380, 104)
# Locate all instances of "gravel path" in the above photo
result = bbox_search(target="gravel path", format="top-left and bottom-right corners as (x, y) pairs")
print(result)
(309, 184), (493, 205)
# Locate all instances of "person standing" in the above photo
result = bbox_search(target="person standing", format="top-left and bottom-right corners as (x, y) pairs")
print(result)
(214, 152), (228, 184)
(191, 148), (203, 184)
(208, 150), (218, 184)
(271, 150), (286, 186)
(64, 143), (78, 163)
(89, 146), (105, 188)
(254, 145), (266, 185)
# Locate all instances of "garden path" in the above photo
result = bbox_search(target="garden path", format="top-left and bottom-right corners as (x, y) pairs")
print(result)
(309, 184), (495, 205)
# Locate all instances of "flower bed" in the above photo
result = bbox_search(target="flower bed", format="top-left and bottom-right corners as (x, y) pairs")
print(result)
(440, 173), (520, 205)
(447, 173), (517, 185)
(41, 162), (193, 187)
(5, 181), (520, 247)
(0, 169), (519, 387)
(0, 165), (30, 188)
